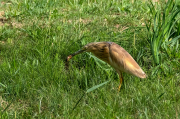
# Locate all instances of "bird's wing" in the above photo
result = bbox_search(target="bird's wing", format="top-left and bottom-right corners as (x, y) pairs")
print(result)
(109, 43), (146, 78)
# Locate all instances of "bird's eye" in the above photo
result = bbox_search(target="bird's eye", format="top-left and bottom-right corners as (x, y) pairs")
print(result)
(82, 46), (87, 50)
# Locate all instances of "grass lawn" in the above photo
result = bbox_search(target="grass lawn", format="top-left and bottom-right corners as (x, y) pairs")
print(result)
(0, 0), (180, 118)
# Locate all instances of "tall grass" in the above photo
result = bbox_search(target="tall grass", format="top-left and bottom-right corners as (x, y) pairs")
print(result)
(146, 0), (180, 65)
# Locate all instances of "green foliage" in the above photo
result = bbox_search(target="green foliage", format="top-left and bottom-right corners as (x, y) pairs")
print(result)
(146, 0), (180, 65)
(0, 0), (179, 118)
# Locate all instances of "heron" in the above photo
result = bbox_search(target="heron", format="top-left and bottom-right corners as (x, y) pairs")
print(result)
(67, 42), (146, 91)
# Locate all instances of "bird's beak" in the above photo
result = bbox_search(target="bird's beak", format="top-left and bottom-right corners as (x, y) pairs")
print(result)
(67, 49), (86, 61)
(71, 49), (86, 56)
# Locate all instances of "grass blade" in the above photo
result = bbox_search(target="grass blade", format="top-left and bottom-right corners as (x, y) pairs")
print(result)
(71, 80), (111, 113)
(86, 80), (111, 93)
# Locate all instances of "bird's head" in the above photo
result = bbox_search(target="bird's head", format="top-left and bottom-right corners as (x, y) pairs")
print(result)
(81, 42), (97, 52)
(73, 42), (98, 54)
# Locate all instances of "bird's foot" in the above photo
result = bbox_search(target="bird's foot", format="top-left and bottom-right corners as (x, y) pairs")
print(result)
(118, 84), (121, 92)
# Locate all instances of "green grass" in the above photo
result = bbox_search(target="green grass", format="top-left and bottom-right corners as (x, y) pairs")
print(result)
(0, 0), (180, 118)
(146, 0), (180, 65)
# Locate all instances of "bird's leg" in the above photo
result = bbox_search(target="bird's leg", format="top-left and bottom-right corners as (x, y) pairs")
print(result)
(118, 72), (123, 92)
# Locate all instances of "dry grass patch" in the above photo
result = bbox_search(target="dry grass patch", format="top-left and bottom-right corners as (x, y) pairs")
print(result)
(0, 10), (23, 28)
(0, 96), (29, 113)
(11, 20), (23, 28)
(64, 18), (93, 25)
(0, 96), (13, 111)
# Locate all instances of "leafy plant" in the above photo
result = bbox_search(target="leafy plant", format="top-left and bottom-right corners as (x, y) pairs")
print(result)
(146, 0), (180, 65)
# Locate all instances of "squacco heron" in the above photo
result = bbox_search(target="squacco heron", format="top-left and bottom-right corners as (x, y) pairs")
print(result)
(67, 42), (146, 91)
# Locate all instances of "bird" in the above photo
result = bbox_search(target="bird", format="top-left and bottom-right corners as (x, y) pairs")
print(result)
(67, 42), (146, 91)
